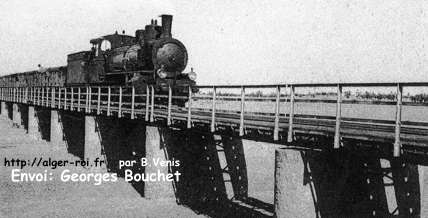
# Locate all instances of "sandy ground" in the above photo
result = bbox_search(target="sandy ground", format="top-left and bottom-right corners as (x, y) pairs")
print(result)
(0, 117), (205, 218)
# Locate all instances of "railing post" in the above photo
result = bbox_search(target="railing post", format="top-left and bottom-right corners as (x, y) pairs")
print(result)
(63, 87), (67, 110)
(51, 87), (55, 108)
(131, 86), (135, 119)
(85, 86), (90, 113)
(70, 88), (74, 111)
(58, 87), (62, 109)
(88, 86), (92, 113)
(211, 86), (216, 132)
(42, 87), (44, 106)
(393, 83), (403, 157)
(187, 86), (192, 128)
(287, 85), (295, 143)
(118, 86), (122, 118)
(333, 84), (342, 149)
(107, 86), (111, 116)
(41, 87), (44, 106)
(150, 85), (155, 122)
(44, 87), (48, 107)
(36, 87), (39, 105)
(45, 87), (48, 107)
(167, 85), (172, 125)
(25, 87), (28, 103)
(145, 85), (149, 121)
(97, 86), (101, 115)
(274, 85), (281, 141)
(77, 87), (81, 112)
(239, 86), (245, 136)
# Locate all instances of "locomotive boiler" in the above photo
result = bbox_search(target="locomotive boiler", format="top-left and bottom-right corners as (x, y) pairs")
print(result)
(67, 14), (196, 93)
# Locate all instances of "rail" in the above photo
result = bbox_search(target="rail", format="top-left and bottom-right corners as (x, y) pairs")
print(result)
(1, 82), (428, 157)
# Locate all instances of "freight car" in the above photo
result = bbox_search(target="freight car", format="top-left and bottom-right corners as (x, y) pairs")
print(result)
(0, 14), (196, 99)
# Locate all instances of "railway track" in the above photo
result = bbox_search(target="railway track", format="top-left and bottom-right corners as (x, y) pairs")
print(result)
(1, 83), (428, 155)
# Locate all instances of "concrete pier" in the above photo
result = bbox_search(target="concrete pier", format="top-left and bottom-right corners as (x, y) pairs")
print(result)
(274, 148), (316, 218)
(12, 103), (21, 127)
(420, 166), (428, 217)
(144, 125), (174, 199)
(27, 106), (41, 140)
(50, 110), (65, 148)
(84, 115), (103, 167)
(1, 101), (6, 116)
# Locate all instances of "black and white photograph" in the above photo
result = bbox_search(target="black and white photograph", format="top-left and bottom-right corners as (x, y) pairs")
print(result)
(0, 0), (427, 217)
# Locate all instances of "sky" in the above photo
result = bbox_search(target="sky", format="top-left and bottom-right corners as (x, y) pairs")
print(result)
(0, 0), (427, 85)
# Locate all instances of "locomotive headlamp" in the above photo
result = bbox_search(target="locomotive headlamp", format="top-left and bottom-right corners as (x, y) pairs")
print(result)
(188, 68), (197, 81)
(157, 69), (167, 79)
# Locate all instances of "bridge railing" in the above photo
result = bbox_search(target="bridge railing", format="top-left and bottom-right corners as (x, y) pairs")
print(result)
(1, 82), (428, 156)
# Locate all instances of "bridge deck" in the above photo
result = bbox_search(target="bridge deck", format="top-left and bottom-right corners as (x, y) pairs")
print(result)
(1, 83), (428, 155)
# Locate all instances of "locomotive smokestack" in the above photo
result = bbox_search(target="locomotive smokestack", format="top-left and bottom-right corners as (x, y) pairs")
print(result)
(160, 14), (172, 38)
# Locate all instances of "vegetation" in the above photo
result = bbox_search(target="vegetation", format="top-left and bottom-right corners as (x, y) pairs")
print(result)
(200, 90), (428, 103)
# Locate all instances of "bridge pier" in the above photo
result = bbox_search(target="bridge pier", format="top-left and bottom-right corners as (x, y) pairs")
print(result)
(1, 101), (7, 116)
(420, 166), (428, 216)
(27, 106), (41, 140)
(50, 110), (65, 148)
(12, 103), (21, 128)
(144, 125), (174, 199)
(84, 115), (104, 169)
(274, 148), (316, 218)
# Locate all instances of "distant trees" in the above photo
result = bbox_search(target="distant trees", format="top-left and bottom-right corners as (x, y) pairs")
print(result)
(200, 90), (428, 103)
(356, 91), (395, 101)
(410, 94), (428, 103)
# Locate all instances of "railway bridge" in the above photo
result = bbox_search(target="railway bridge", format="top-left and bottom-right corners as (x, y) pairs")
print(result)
(1, 82), (428, 217)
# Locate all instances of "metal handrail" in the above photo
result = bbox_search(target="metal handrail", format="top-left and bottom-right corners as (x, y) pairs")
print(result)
(1, 82), (428, 158)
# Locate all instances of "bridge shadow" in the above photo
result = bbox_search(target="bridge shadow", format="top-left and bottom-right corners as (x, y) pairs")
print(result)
(161, 129), (273, 218)
(96, 117), (146, 196)
(61, 112), (85, 159)
(18, 104), (28, 129)
(6, 102), (12, 120)
(294, 139), (423, 218)
(34, 107), (50, 141)
(59, 114), (147, 196)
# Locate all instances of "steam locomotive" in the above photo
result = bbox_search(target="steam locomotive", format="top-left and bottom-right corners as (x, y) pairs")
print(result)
(0, 14), (196, 95)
